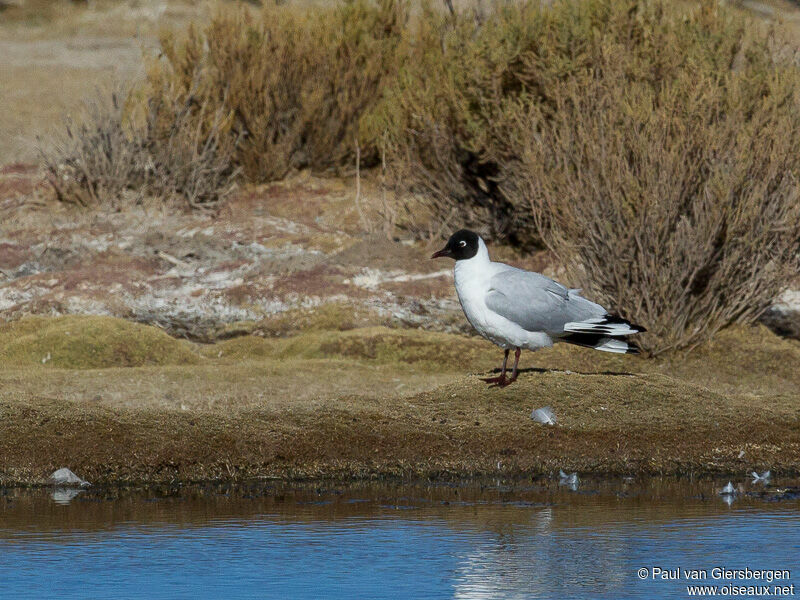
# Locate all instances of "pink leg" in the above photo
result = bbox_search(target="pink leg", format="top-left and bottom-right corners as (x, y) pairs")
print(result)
(481, 349), (509, 385)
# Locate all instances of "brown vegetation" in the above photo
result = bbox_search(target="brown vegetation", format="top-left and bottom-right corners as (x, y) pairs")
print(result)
(40, 90), (238, 209)
(508, 2), (800, 353)
(378, 0), (800, 353)
(148, 0), (407, 181)
(1, 317), (799, 485)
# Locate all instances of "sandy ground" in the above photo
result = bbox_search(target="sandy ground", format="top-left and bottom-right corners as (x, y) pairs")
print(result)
(0, 0), (204, 164)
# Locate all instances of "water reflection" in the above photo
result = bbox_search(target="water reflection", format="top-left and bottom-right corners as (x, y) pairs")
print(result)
(452, 504), (631, 599)
(50, 488), (85, 506)
(1, 478), (798, 600)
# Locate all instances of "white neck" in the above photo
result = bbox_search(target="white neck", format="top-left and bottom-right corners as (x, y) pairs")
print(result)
(472, 238), (491, 263)
(454, 237), (492, 281)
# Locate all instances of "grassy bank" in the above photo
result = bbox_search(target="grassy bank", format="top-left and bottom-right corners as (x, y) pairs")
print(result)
(1, 316), (798, 485)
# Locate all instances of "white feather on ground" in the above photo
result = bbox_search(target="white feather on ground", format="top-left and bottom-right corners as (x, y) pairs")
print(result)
(531, 406), (557, 425)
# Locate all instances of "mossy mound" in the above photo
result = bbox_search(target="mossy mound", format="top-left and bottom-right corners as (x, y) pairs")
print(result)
(275, 327), (497, 369)
(0, 316), (200, 369)
(206, 326), (497, 370)
(253, 302), (388, 338)
(201, 335), (278, 360)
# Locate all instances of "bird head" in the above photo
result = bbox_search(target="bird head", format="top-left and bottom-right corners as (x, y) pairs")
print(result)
(431, 229), (480, 261)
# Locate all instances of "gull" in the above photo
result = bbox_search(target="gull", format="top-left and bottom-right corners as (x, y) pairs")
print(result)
(752, 470), (771, 484)
(432, 230), (646, 386)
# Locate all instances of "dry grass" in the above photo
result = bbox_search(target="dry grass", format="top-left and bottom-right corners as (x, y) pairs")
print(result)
(0, 315), (799, 484)
(0, 0), (204, 164)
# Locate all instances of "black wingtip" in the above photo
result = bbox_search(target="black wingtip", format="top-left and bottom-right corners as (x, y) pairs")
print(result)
(604, 314), (647, 334)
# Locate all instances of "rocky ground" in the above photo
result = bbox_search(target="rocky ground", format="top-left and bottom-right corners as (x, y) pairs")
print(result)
(0, 169), (483, 340)
(1, 164), (797, 343)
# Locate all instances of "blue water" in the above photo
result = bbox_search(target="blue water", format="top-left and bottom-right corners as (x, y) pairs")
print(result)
(1, 480), (798, 599)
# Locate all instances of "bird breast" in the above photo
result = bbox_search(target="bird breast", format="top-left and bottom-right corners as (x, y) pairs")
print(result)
(454, 262), (493, 333)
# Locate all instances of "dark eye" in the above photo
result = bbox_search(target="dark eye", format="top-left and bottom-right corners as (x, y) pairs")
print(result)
(458, 240), (467, 247)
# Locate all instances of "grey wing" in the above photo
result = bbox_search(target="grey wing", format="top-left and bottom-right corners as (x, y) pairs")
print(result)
(484, 267), (605, 334)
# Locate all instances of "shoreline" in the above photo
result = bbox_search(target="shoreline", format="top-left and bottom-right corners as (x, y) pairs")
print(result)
(3, 372), (798, 487)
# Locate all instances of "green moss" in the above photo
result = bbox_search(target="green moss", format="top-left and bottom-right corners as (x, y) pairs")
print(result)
(0, 316), (200, 369)
(273, 327), (497, 370)
(253, 303), (388, 338)
(199, 335), (278, 360)
(203, 326), (497, 370)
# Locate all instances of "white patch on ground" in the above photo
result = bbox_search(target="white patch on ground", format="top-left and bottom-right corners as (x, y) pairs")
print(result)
(771, 289), (800, 314)
(63, 296), (113, 315)
(71, 233), (113, 252)
(0, 285), (49, 311)
(261, 216), (314, 236)
(230, 240), (271, 255)
(347, 268), (452, 290)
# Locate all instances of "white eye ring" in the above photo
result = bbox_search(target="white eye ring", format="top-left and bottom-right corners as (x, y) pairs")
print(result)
(458, 240), (467, 247)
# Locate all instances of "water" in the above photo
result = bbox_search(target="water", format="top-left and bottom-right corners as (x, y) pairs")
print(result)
(1, 478), (798, 599)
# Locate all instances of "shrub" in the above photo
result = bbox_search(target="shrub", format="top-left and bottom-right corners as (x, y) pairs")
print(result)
(506, 1), (800, 353)
(372, 2), (539, 243)
(149, 0), (408, 181)
(376, 0), (800, 352)
(41, 88), (238, 209)
(375, 0), (633, 244)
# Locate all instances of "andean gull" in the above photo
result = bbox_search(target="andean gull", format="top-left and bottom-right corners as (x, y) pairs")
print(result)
(432, 230), (645, 387)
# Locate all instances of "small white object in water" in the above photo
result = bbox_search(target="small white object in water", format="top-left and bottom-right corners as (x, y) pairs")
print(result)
(721, 494), (735, 507)
(751, 470), (771, 484)
(47, 468), (90, 488)
(719, 481), (736, 496)
(559, 469), (579, 487)
(531, 406), (557, 425)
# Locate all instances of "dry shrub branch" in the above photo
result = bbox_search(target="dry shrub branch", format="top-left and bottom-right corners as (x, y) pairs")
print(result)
(41, 87), (238, 209)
